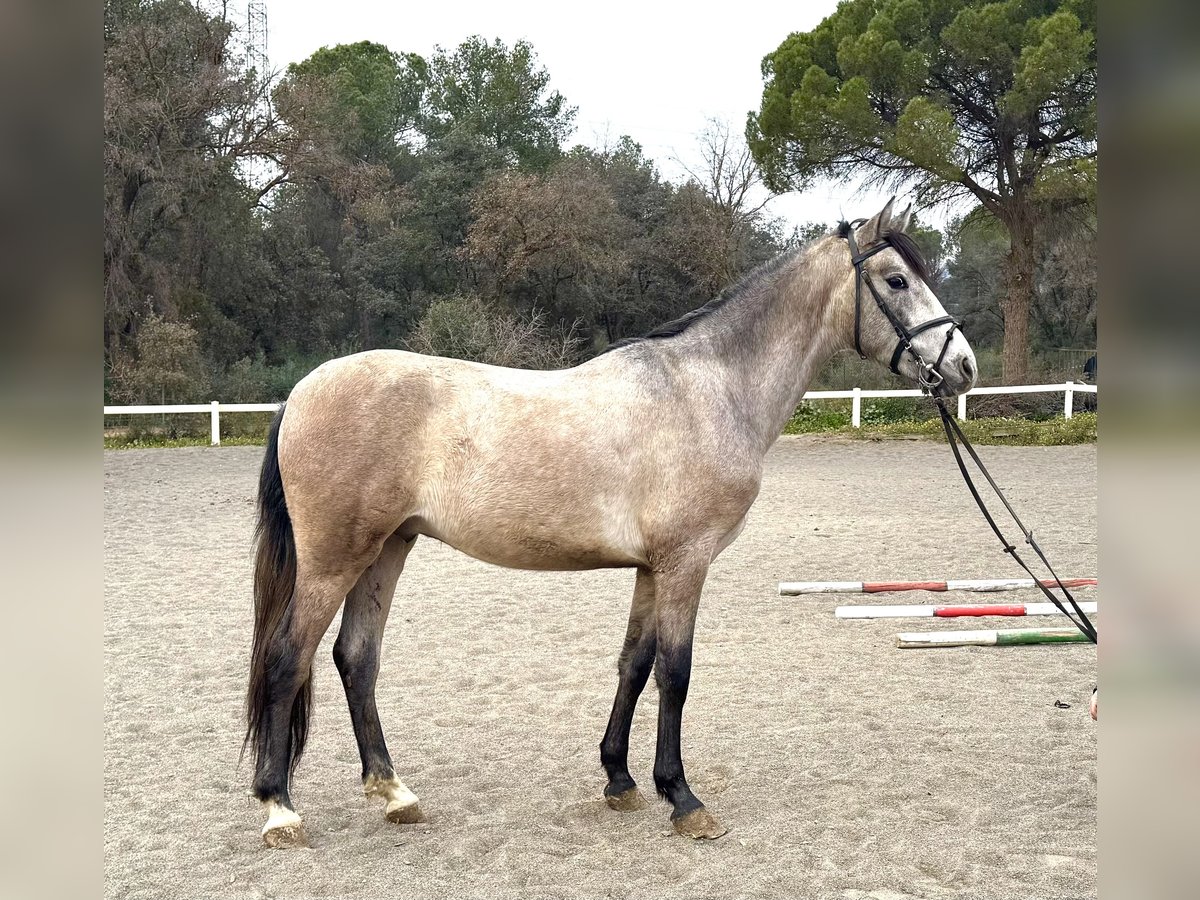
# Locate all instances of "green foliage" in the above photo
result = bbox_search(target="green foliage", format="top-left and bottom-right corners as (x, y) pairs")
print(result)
(114, 314), (209, 404)
(784, 401), (852, 433)
(106, 409), (1097, 450)
(940, 210), (1010, 348)
(751, 0), (1096, 200)
(422, 37), (576, 170)
(105, 433), (269, 449)
(852, 412), (1098, 446)
(860, 397), (932, 426)
(104, 0), (275, 358)
(212, 355), (328, 402)
(278, 41), (426, 166)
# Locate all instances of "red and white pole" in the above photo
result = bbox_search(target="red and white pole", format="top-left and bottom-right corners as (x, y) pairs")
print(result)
(779, 577), (1097, 596)
(835, 601), (1098, 619)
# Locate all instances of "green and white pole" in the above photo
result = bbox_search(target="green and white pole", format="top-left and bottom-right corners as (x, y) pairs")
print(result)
(895, 627), (1093, 649)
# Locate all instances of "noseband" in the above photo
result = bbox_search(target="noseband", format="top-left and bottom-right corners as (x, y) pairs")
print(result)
(843, 221), (959, 392)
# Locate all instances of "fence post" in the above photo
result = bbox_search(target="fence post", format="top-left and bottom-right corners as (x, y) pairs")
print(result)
(958, 392), (967, 421)
(852, 387), (861, 428)
(1063, 381), (1074, 420)
(210, 401), (221, 446)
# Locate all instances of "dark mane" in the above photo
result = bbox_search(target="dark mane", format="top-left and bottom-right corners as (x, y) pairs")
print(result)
(836, 220), (932, 284)
(600, 248), (800, 354)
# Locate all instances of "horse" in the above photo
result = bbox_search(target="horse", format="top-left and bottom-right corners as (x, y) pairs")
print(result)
(244, 197), (978, 847)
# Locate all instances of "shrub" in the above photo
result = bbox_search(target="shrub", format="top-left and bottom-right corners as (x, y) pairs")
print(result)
(405, 294), (584, 369)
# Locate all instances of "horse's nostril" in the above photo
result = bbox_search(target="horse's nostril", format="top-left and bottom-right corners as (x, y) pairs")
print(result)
(961, 357), (975, 379)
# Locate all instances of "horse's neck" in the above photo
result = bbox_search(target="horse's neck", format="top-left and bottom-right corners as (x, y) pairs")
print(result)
(687, 246), (848, 453)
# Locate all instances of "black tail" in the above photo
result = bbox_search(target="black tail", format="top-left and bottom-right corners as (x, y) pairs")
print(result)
(244, 403), (310, 775)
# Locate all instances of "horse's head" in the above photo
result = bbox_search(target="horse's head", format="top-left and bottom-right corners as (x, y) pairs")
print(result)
(838, 198), (977, 397)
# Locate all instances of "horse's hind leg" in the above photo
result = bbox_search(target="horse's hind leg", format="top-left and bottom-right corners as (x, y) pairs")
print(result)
(333, 532), (423, 824)
(600, 569), (656, 810)
(253, 569), (358, 848)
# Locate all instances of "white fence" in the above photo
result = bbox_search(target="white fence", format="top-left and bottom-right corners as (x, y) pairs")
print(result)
(805, 381), (1098, 429)
(103, 383), (1097, 446)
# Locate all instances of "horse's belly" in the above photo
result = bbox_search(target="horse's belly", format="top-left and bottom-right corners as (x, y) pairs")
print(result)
(427, 524), (642, 571)
(416, 501), (645, 572)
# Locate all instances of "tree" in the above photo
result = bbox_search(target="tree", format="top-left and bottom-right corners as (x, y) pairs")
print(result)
(941, 211), (1009, 349)
(749, 0), (1097, 381)
(673, 119), (780, 296)
(464, 160), (629, 324)
(1033, 219), (1096, 349)
(564, 138), (680, 344)
(275, 41), (426, 169)
(104, 0), (283, 359)
(113, 313), (210, 404)
(422, 36), (576, 169)
(941, 205), (1094, 355)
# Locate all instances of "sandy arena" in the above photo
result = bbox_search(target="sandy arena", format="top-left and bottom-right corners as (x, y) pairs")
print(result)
(104, 436), (1096, 899)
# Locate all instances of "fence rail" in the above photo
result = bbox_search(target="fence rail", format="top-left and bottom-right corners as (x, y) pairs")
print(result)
(103, 383), (1097, 446)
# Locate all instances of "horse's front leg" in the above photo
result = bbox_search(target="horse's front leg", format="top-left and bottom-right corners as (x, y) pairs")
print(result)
(600, 568), (656, 810)
(652, 560), (727, 839)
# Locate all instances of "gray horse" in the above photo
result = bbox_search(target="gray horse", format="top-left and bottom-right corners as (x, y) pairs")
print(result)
(245, 198), (977, 847)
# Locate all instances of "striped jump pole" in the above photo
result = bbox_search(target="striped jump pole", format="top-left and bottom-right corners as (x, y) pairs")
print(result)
(896, 627), (1093, 648)
(836, 601), (1098, 619)
(779, 577), (1097, 596)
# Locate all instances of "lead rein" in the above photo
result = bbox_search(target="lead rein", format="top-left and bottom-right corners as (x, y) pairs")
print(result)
(933, 397), (1098, 643)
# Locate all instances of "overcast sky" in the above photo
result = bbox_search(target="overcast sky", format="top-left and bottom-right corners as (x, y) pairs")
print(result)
(249, 0), (953, 231)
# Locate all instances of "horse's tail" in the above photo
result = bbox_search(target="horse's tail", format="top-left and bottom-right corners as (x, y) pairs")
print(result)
(244, 402), (310, 775)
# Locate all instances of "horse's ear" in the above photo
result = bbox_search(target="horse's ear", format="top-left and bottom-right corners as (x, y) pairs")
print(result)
(894, 202), (913, 233)
(856, 196), (895, 244)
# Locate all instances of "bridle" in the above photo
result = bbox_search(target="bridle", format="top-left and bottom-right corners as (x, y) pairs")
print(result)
(840, 221), (1098, 644)
(843, 219), (959, 393)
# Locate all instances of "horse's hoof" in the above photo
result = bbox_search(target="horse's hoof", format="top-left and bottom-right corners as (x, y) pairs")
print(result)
(605, 787), (648, 811)
(385, 798), (423, 824)
(262, 822), (307, 849)
(672, 807), (727, 840)
(262, 803), (307, 848)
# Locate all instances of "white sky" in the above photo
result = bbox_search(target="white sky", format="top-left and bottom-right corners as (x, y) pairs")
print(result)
(246, 0), (955, 231)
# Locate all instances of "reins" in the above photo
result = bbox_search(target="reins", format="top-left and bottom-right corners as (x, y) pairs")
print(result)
(841, 222), (1098, 644)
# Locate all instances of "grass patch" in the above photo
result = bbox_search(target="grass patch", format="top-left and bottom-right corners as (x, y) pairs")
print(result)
(783, 409), (1097, 446)
(104, 433), (268, 449)
(783, 400), (853, 432)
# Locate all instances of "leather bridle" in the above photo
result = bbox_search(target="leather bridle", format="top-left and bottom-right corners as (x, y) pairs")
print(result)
(843, 219), (959, 393)
(840, 221), (1098, 644)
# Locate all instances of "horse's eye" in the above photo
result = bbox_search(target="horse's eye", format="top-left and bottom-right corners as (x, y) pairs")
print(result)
(886, 275), (907, 290)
